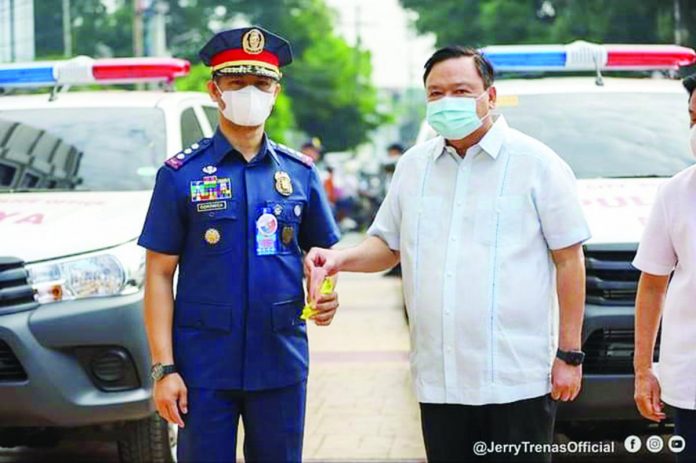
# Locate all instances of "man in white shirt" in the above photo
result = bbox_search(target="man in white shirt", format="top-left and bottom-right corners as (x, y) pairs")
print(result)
(305, 46), (591, 462)
(633, 74), (696, 463)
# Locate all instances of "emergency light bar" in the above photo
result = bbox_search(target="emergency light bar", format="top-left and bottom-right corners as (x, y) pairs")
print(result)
(0, 56), (191, 89)
(481, 41), (696, 72)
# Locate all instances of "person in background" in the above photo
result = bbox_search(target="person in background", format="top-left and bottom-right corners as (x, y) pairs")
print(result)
(633, 73), (696, 463)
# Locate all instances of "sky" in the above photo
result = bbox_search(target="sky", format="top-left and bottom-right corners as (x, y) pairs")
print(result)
(325, 0), (435, 90)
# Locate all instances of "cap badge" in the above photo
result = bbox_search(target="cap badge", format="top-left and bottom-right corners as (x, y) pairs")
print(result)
(243, 29), (265, 55)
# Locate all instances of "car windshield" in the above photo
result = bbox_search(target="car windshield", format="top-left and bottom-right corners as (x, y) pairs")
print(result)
(497, 92), (694, 178)
(0, 107), (166, 191)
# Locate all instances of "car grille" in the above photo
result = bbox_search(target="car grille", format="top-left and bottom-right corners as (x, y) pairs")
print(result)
(585, 250), (640, 306)
(583, 329), (660, 374)
(0, 339), (27, 381)
(0, 257), (38, 315)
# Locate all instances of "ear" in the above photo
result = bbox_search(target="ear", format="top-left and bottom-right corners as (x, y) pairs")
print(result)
(208, 80), (225, 110)
(487, 86), (497, 110)
(273, 82), (282, 100)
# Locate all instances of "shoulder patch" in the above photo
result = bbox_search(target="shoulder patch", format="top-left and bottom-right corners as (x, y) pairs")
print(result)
(164, 138), (212, 170)
(271, 141), (314, 167)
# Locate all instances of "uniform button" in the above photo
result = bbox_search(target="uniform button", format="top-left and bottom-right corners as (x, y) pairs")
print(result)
(457, 201), (462, 207)
(450, 236), (456, 242)
(447, 272), (453, 278)
(445, 310), (451, 316)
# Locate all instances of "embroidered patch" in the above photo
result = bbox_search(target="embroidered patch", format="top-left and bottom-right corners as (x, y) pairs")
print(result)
(190, 176), (232, 202)
(196, 201), (227, 213)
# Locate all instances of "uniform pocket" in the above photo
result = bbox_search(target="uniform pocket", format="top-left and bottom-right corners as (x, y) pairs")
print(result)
(174, 299), (232, 333)
(271, 297), (305, 332)
(190, 200), (239, 254)
(474, 195), (526, 247)
(265, 200), (304, 255)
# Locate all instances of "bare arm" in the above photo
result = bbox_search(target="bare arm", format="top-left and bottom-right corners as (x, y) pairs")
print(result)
(633, 272), (669, 422)
(143, 250), (179, 365)
(144, 249), (188, 428)
(550, 243), (585, 402)
(305, 236), (399, 276)
(552, 243), (585, 351)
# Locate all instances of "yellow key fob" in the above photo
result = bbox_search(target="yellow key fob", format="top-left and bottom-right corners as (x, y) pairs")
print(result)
(300, 277), (335, 320)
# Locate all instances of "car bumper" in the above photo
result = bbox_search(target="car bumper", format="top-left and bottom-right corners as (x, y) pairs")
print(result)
(0, 292), (154, 427)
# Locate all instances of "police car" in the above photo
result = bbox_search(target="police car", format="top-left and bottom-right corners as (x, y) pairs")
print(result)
(417, 42), (696, 438)
(0, 57), (216, 461)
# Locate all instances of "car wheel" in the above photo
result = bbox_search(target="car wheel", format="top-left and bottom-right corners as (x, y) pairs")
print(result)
(118, 413), (176, 463)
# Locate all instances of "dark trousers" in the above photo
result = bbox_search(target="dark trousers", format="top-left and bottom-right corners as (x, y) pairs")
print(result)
(674, 406), (696, 463)
(177, 380), (306, 463)
(420, 394), (557, 463)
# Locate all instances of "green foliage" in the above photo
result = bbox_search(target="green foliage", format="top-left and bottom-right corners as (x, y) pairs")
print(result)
(399, 0), (695, 49)
(34, 0), (383, 151)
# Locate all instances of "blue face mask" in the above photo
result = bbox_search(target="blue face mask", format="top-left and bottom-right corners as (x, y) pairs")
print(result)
(426, 91), (490, 140)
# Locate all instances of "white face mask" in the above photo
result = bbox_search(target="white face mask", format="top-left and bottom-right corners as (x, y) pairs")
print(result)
(215, 83), (275, 127)
(690, 125), (696, 158)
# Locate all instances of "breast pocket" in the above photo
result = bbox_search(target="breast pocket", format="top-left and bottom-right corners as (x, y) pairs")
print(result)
(266, 200), (304, 255)
(474, 195), (526, 247)
(190, 200), (239, 254)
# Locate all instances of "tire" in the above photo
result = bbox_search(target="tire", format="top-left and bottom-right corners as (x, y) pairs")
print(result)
(118, 413), (177, 463)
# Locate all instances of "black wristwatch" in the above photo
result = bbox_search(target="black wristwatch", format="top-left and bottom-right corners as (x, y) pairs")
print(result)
(151, 363), (177, 382)
(556, 349), (585, 366)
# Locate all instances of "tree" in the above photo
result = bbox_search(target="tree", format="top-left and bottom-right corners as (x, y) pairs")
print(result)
(399, 0), (694, 49)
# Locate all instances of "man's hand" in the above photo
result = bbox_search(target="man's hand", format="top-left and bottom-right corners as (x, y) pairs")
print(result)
(634, 369), (666, 422)
(154, 373), (188, 428)
(551, 358), (582, 402)
(305, 247), (343, 278)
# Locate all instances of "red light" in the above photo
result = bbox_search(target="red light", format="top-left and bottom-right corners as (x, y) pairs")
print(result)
(92, 58), (190, 83)
(606, 45), (696, 69)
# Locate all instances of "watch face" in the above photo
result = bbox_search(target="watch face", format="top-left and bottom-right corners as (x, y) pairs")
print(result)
(151, 364), (163, 380)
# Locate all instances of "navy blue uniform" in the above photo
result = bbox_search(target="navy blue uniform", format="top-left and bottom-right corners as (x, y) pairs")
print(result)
(138, 130), (339, 461)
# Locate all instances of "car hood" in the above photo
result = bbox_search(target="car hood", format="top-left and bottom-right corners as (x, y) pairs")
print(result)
(578, 178), (666, 247)
(0, 191), (152, 263)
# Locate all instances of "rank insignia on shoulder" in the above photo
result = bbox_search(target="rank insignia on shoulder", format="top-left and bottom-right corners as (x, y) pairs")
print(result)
(272, 141), (314, 167)
(164, 138), (211, 170)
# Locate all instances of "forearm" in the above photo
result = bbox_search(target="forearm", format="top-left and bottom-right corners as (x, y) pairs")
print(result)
(634, 273), (668, 374)
(144, 271), (175, 365)
(555, 248), (585, 351)
(339, 236), (400, 273)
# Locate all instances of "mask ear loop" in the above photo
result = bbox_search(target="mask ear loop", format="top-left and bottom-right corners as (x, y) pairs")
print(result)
(477, 88), (493, 122)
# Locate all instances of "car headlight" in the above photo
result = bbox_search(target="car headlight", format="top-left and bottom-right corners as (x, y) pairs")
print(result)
(26, 240), (145, 304)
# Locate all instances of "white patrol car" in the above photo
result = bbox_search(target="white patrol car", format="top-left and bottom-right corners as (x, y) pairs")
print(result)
(0, 57), (218, 462)
(417, 42), (696, 439)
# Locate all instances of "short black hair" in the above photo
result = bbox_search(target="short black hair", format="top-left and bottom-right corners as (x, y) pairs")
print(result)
(387, 143), (404, 153)
(423, 46), (495, 88)
(683, 73), (696, 100)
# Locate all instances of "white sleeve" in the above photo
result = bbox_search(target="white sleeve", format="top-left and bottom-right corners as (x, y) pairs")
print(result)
(632, 188), (676, 276)
(534, 157), (592, 250)
(367, 161), (404, 251)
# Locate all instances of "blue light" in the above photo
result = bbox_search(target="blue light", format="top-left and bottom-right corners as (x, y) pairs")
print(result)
(0, 66), (55, 87)
(482, 50), (567, 70)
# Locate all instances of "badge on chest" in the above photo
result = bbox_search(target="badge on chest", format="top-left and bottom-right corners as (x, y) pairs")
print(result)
(256, 207), (279, 256)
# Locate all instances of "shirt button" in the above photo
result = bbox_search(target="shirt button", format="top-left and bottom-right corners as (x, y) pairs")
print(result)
(447, 272), (453, 278)
(450, 237), (456, 242)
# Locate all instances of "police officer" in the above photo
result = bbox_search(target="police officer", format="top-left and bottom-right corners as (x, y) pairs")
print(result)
(138, 26), (341, 462)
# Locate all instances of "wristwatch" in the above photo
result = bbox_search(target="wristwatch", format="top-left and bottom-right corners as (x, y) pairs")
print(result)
(151, 363), (177, 382)
(556, 349), (585, 366)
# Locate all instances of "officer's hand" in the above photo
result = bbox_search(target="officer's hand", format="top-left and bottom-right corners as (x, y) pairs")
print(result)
(154, 373), (188, 428)
(551, 358), (582, 402)
(311, 289), (339, 326)
(634, 369), (666, 422)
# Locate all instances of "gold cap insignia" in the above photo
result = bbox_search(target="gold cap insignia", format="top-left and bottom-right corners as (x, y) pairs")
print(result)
(242, 29), (265, 55)
(204, 228), (221, 245)
(274, 171), (293, 196)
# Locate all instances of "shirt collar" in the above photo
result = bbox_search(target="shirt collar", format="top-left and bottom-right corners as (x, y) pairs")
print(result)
(434, 115), (508, 161)
(210, 129), (278, 166)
